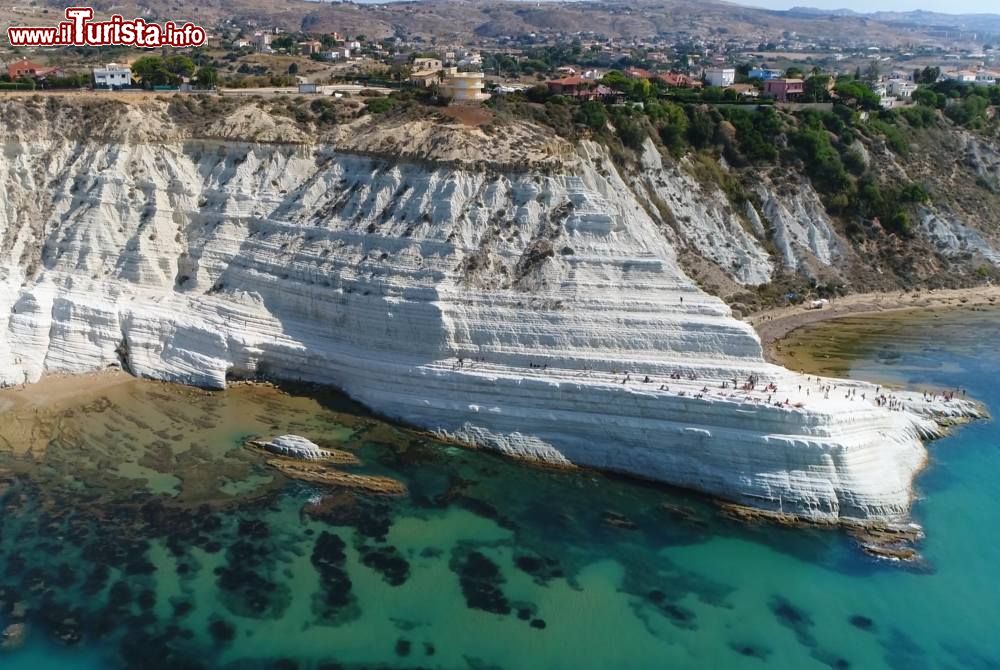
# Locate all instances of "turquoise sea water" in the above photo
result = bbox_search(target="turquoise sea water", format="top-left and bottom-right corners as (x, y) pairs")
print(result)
(0, 309), (999, 669)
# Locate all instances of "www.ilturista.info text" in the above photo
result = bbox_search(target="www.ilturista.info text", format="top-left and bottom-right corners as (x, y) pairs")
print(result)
(7, 7), (206, 48)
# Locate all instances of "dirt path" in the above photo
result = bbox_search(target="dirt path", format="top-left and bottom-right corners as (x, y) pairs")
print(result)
(748, 285), (1000, 363)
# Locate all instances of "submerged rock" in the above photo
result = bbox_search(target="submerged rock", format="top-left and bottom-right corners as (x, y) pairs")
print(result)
(0, 623), (26, 651)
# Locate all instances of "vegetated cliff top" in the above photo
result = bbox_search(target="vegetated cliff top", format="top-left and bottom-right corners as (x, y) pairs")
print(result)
(0, 94), (573, 170)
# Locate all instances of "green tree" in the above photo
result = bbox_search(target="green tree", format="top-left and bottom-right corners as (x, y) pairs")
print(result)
(131, 55), (172, 87)
(525, 84), (550, 103)
(911, 87), (939, 107)
(288, 62), (299, 76)
(686, 107), (719, 149)
(789, 118), (850, 195)
(195, 66), (218, 89)
(164, 55), (196, 78)
(916, 66), (940, 85)
(364, 97), (396, 114)
(945, 94), (989, 126)
(835, 79), (881, 110)
(615, 115), (647, 150)
(802, 75), (831, 102)
(575, 101), (608, 131)
(656, 102), (689, 155)
(863, 60), (880, 84)
(602, 71), (630, 90)
(633, 77), (653, 100)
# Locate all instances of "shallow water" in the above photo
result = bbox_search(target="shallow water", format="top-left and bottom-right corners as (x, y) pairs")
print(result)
(1, 309), (999, 669)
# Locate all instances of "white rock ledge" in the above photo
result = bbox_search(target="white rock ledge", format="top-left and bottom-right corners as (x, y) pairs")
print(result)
(0, 130), (985, 525)
(250, 435), (332, 460)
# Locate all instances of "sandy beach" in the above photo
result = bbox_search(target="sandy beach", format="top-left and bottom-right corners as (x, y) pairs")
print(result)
(748, 285), (1000, 363)
(0, 369), (134, 414)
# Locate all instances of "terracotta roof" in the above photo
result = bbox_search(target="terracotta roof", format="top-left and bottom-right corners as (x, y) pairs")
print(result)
(625, 67), (653, 79)
(547, 76), (591, 86)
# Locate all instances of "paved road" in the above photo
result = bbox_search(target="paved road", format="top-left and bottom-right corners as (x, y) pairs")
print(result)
(220, 84), (393, 96)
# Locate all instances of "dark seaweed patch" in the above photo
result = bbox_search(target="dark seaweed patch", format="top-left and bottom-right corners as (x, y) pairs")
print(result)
(209, 618), (236, 644)
(642, 588), (697, 629)
(395, 638), (411, 656)
(453, 550), (511, 615)
(729, 641), (771, 661)
(514, 553), (563, 584)
(215, 539), (291, 619)
(456, 496), (517, 530)
(173, 599), (194, 617)
(883, 627), (929, 670)
(360, 545), (410, 586)
(849, 615), (875, 632)
(811, 649), (851, 669)
(769, 596), (816, 647)
(310, 531), (355, 622)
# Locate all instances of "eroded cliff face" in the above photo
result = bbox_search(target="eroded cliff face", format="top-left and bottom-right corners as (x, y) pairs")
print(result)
(0, 98), (981, 523)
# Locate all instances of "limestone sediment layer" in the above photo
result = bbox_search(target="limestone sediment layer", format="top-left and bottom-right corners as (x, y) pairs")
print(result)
(0, 99), (983, 523)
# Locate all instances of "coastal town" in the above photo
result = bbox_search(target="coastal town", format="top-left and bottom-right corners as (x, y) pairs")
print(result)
(2, 5), (999, 110)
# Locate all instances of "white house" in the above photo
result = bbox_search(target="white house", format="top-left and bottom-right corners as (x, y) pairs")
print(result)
(412, 57), (443, 72)
(93, 63), (132, 89)
(973, 70), (997, 87)
(887, 79), (917, 98)
(705, 67), (735, 88)
(251, 32), (272, 53)
(458, 53), (482, 67)
(321, 48), (351, 61)
(947, 70), (977, 83)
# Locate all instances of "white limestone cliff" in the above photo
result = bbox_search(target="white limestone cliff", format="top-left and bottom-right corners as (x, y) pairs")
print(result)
(753, 174), (847, 275)
(919, 206), (1000, 267)
(964, 133), (1000, 193)
(0, 99), (982, 524)
(636, 139), (774, 286)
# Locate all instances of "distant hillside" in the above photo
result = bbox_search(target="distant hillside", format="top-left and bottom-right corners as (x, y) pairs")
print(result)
(2, 0), (997, 45)
(787, 6), (1000, 34)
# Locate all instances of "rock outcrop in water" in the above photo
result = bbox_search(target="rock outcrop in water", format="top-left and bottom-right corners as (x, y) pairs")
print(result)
(251, 435), (332, 460)
(0, 97), (985, 524)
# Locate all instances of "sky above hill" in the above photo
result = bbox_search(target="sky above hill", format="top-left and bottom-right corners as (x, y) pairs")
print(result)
(744, 0), (997, 13)
(349, 0), (999, 16)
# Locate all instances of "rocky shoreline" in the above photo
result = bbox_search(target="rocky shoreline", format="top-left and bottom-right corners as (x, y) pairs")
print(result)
(749, 286), (1000, 366)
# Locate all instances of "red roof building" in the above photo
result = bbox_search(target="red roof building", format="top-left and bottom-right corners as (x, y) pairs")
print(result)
(625, 67), (654, 80)
(546, 75), (591, 95)
(657, 72), (702, 88)
(8, 59), (43, 79)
